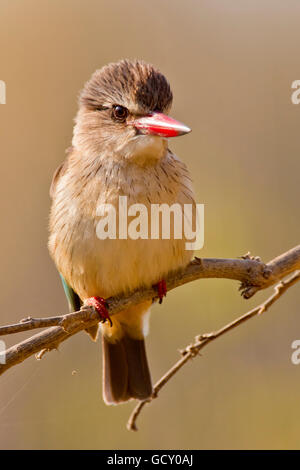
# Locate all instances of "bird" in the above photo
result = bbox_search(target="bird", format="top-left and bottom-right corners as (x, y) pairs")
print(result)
(48, 59), (195, 405)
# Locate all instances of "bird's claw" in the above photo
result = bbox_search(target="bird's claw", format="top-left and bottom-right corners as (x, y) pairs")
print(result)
(85, 296), (112, 327)
(154, 279), (167, 304)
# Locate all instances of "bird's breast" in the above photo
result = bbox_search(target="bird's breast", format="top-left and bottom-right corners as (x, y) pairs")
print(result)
(49, 153), (194, 300)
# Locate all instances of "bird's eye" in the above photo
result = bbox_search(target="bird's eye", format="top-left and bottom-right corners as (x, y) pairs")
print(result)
(112, 105), (128, 122)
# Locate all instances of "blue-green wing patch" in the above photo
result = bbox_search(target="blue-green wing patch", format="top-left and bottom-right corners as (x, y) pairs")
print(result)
(59, 273), (82, 312)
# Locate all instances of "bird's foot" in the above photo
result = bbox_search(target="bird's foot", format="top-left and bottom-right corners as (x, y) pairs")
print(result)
(154, 279), (167, 304)
(85, 296), (112, 327)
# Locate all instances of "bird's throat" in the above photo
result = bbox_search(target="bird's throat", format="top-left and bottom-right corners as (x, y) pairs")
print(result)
(117, 135), (167, 166)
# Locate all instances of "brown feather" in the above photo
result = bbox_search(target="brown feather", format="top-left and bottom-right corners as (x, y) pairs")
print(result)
(79, 59), (173, 115)
(102, 333), (152, 405)
(49, 147), (73, 199)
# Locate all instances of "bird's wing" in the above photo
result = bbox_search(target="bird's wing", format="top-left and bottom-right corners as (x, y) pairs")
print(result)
(50, 148), (98, 339)
(59, 273), (82, 312)
(49, 147), (73, 199)
(59, 275), (98, 339)
(50, 148), (82, 312)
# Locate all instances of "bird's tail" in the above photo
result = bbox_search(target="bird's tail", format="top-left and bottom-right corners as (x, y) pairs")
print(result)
(101, 302), (152, 405)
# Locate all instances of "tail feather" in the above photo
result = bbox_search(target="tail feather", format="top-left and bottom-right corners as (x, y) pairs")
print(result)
(102, 334), (152, 405)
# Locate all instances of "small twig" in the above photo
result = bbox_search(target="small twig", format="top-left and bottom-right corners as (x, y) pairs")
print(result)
(0, 312), (89, 336)
(127, 270), (300, 431)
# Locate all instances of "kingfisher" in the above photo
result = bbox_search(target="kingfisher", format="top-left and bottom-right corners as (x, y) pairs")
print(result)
(49, 59), (194, 404)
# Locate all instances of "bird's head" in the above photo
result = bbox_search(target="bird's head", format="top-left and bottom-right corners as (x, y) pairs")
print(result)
(73, 60), (191, 165)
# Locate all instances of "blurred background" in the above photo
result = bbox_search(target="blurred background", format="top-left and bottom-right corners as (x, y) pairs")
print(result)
(0, 0), (299, 450)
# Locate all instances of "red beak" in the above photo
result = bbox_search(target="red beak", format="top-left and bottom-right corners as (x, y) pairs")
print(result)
(133, 112), (191, 138)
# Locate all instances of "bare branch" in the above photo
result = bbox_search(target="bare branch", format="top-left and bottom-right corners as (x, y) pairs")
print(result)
(127, 270), (300, 431)
(0, 245), (299, 378)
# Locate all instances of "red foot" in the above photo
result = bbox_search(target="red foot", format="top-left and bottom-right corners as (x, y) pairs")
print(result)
(154, 279), (167, 304)
(85, 296), (112, 327)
